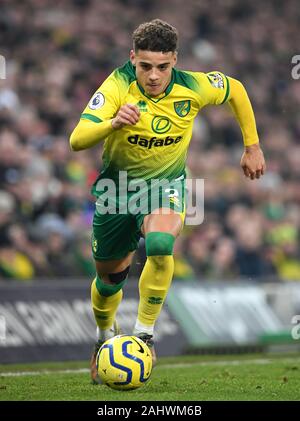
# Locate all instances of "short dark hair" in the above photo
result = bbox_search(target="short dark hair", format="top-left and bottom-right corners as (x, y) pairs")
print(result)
(132, 19), (178, 53)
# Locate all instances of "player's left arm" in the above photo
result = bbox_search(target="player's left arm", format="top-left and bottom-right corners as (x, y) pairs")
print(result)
(199, 71), (266, 180)
(227, 77), (266, 180)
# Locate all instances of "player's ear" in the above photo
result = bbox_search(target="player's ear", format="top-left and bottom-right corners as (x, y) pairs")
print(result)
(130, 50), (136, 65)
(172, 51), (177, 67)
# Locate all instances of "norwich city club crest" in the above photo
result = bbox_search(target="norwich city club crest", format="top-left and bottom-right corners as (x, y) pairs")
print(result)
(174, 100), (191, 117)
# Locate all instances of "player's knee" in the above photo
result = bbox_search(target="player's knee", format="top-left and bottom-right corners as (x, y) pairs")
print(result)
(94, 267), (130, 297)
(108, 266), (130, 284)
(145, 232), (175, 256)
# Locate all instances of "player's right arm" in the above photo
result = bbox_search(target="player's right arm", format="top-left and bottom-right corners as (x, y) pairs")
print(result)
(70, 119), (113, 151)
(70, 105), (139, 151)
(69, 74), (139, 151)
(111, 104), (140, 130)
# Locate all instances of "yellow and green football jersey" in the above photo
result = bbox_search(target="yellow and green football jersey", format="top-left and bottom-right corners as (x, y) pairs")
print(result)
(81, 61), (230, 181)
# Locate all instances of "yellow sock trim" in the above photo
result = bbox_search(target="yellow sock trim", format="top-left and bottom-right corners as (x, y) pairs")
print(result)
(91, 278), (122, 330)
(137, 255), (174, 326)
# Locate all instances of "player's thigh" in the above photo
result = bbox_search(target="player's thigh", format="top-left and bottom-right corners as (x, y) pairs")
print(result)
(92, 212), (140, 267)
(140, 177), (185, 236)
(142, 209), (183, 236)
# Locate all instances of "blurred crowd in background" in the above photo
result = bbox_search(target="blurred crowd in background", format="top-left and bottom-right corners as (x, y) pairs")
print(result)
(0, 0), (300, 282)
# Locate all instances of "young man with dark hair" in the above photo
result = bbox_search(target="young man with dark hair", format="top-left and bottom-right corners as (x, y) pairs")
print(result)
(70, 19), (266, 383)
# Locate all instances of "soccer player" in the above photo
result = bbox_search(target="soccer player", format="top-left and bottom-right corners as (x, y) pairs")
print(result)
(70, 19), (266, 383)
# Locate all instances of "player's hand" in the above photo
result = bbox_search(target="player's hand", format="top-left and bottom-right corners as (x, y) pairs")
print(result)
(240, 143), (266, 180)
(111, 104), (140, 129)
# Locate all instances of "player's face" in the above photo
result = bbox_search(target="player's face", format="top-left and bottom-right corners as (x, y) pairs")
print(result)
(130, 50), (177, 97)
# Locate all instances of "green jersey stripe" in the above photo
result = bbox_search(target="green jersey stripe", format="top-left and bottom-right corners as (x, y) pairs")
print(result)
(81, 113), (102, 123)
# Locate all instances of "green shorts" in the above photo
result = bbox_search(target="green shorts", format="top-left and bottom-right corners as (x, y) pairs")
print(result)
(91, 175), (186, 261)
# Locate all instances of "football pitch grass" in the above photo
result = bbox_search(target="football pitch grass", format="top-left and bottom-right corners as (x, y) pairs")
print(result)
(0, 353), (300, 401)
